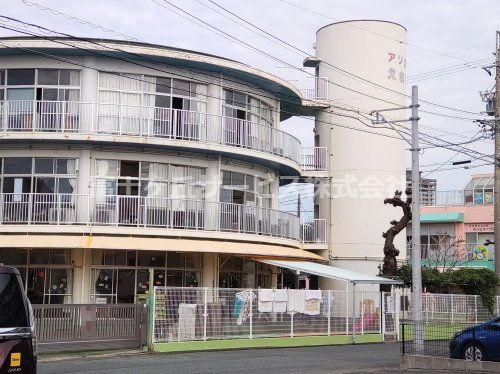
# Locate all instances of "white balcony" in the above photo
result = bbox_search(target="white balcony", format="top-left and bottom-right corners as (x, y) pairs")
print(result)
(300, 218), (327, 244)
(274, 67), (329, 101)
(301, 147), (327, 171)
(0, 193), (302, 242)
(0, 100), (328, 173)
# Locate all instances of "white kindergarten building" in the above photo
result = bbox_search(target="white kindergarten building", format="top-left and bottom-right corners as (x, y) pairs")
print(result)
(0, 19), (406, 304)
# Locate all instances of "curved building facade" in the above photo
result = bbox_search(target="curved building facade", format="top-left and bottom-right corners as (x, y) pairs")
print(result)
(0, 37), (327, 304)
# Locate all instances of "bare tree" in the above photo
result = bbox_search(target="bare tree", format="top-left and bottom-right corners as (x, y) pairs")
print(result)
(380, 189), (412, 292)
(425, 231), (467, 272)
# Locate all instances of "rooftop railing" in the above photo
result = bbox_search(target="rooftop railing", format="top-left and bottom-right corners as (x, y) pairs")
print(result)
(0, 100), (327, 172)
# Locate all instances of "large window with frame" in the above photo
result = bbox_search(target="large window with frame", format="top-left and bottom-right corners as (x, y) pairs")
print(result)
(222, 89), (275, 150)
(98, 72), (207, 136)
(218, 255), (271, 288)
(0, 157), (78, 223)
(90, 249), (202, 304)
(0, 248), (73, 304)
(92, 159), (205, 226)
(1, 68), (81, 131)
(219, 170), (271, 208)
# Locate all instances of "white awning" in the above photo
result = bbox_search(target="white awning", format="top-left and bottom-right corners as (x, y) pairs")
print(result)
(260, 260), (402, 285)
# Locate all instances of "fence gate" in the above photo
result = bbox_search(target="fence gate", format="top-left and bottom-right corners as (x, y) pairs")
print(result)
(33, 304), (147, 353)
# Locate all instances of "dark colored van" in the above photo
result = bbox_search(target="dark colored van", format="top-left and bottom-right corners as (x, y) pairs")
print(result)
(0, 265), (37, 374)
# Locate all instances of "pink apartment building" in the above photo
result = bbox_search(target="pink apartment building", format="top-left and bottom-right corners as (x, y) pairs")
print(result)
(407, 174), (495, 270)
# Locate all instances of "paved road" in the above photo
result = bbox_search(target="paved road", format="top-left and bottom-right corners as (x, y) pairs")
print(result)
(38, 343), (424, 374)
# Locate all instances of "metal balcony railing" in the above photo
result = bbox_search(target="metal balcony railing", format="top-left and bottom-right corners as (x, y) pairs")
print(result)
(0, 193), (301, 241)
(0, 100), (328, 172)
(274, 67), (329, 101)
(300, 218), (327, 244)
(301, 147), (327, 171)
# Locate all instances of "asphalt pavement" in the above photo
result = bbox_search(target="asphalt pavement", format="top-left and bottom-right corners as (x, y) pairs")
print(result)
(37, 343), (444, 374)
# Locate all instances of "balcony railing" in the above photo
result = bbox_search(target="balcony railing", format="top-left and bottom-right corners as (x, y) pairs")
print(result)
(0, 100), (327, 172)
(300, 218), (327, 244)
(301, 147), (327, 171)
(0, 193), (301, 241)
(406, 243), (495, 262)
(274, 67), (329, 101)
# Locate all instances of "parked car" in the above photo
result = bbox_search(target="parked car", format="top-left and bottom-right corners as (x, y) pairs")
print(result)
(449, 317), (500, 361)
(0, 265), (37, 374)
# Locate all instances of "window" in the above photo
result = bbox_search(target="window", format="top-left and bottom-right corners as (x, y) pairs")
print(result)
(98, 72), (207, 135)
(0, 248), (73, 304)
(3, 69), (81, 131)
(223, 89), (274, 127)
(218, 255), (270, 288)
(7, 69), (35, 86)
(90, 250), (202, 304)
(220, 170), (271, 208)
(93, 160), (205, 200)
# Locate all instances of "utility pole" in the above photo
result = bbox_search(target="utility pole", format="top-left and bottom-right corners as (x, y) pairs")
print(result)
(495, 31), (500, 290)
(370, 85), (423, 351)
(410, 85), (423, 352)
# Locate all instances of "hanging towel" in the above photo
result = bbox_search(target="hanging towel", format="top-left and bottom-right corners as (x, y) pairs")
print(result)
(303, 290), (321, 316)
(305, 289), (322, 300)
(273, 289), (288, 313)
(178, 303), (197, 341)
(274, 289), (288, 302)
(233, 296), (244, 318)
(273, 300), (287, 313)
(258, 288), (273, 313)
(287, 289), (306, 313)
(258, 289), (274, 302)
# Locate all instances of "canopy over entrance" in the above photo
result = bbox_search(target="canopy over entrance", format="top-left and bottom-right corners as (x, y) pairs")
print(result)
(260, 259), (402, 285)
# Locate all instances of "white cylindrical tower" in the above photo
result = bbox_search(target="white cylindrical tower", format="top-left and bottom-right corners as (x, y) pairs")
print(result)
(315, 20), (407, 289)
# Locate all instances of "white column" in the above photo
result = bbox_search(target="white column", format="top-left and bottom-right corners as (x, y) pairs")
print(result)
(202, 253), (217, 288)
(80, 58), (99, 132)
(207, 83), (221, 116)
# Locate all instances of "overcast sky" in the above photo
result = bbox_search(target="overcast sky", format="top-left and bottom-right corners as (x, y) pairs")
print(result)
(1, 0), (499, 196)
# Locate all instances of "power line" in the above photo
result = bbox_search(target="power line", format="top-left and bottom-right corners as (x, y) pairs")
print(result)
(152, 0), (484, 117)
(277, 0), (479, 64)
(0, 18), (489, 162)
(8, 5), (486, 125)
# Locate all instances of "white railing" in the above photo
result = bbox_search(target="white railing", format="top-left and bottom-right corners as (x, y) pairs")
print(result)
(301, 218), (327, 244)
(274, 67), (329, 101)
(434, 190), (465, 206)
(0, 193), (301, 241)
(0, 100), (328, 172)
(407, 243), (495, 262)
(301, 147), (327, 171)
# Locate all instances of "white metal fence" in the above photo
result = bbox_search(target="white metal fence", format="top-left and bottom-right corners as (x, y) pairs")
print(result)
(0, 193), (301, 241)
(0, 100), (327, 171)
(152, 287), (396, 343)
(399, 292), (500, 324)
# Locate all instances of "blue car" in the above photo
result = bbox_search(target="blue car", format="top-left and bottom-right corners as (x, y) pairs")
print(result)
(449, 317), (500, 361)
